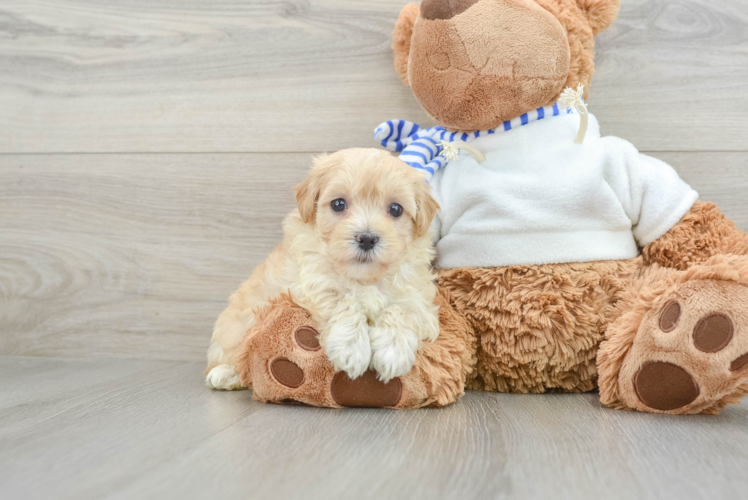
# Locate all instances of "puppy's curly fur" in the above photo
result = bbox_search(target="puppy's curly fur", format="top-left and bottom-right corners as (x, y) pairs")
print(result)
(206, 148), (440, 389)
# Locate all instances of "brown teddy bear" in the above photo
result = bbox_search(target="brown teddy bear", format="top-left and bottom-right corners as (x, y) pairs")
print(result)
(234, 0), (748, 414)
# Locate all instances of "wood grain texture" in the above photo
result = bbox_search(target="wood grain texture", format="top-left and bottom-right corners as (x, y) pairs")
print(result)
(1, 2), (746, 498)
(592, 0), (748, 150)
(0, 357), (259, 499)
(0, 153), (308, 360)
(1, 152), (746, 361)
(1, 356), (747, 500)
(0, 0), (746, 153)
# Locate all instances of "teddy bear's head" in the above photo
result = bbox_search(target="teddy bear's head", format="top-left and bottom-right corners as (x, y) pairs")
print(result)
(393, 0), (620, 131)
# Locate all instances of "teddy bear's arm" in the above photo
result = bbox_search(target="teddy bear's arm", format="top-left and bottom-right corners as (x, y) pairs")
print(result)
(619, 151), (748, 270)
(626, 152), (698, 247)
(642, 201), (748, 271)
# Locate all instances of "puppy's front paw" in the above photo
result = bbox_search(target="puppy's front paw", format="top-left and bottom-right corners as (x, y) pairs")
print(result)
(206, 364), (244, 391)
(370, 326), (419, 383)
(324, 321), (372, 380)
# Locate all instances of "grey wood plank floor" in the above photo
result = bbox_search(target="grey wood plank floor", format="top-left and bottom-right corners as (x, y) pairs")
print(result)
(2, 356), (747, 500)
(1, 0), (747, 498)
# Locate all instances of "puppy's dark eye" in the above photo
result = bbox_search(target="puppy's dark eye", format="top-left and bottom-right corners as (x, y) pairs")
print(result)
(331, 199), (347, 212)
(389, 203), (403, 218)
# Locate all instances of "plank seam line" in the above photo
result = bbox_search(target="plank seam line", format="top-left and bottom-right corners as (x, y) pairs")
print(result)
(0, 150), (746, 156)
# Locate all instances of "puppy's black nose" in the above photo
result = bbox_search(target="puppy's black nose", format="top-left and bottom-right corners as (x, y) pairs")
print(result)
(356, 233), (379, 251)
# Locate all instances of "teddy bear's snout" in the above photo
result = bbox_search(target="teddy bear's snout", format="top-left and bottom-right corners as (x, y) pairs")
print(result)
(421, 0), (480, 20)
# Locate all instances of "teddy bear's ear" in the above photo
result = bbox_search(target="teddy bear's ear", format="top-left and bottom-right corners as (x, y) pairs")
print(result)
(577, 0), (620, 35)
(392, 3), (420, 87)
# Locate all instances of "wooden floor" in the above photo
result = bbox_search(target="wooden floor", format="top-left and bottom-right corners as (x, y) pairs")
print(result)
(1, 356), (747, 500)
(1, 1), (747, 498)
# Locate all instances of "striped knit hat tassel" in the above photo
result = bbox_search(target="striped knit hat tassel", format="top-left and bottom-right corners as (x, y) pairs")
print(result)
(559, 83), (589, 144)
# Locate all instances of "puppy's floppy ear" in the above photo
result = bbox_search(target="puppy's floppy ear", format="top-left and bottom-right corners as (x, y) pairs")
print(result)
(293, 155), (329, 224)
(576, 0), (620, 35)
(393, 3), (419, 87)
(413, 179), (440, 237)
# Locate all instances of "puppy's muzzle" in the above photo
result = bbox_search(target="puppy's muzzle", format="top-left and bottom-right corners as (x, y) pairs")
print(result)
(356, 233), (379, 252)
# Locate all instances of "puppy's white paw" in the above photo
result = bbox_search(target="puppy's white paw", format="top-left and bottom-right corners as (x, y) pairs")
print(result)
(206, 364), (244, 391)
(324, 321), (372, 380)
(369, 326), (419, 383)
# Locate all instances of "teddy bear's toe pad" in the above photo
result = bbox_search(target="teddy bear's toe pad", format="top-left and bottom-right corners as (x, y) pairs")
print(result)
(693, 313), (733, 353)
(659, 301), (681, 332)
(732, 352), (748, 371)
(295, 326), (321, 351)
(270, 357), (305, 388)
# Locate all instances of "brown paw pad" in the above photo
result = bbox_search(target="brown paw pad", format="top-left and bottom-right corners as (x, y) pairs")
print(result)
(659, 301), (681, 332)
(331, 370), (402, 408)
(634, 361), (700, 411)
(731, 352), (748, 372)
(294, 326), (321, 351)
(693, 313), (734, 353)
(270, 357), (304, 388)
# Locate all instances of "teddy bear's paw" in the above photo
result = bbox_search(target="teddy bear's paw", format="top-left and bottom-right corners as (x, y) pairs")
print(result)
(274, 324), (403, 407)
(617, 279), (748, 414)
(246, 320), (404, 408)
(237, 292), (472, 409)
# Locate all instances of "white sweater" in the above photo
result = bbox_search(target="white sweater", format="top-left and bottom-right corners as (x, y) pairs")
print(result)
(427, 112), (698, 268)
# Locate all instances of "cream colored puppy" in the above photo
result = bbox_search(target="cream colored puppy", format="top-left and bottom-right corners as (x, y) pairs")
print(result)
(206, 148), (440, 390)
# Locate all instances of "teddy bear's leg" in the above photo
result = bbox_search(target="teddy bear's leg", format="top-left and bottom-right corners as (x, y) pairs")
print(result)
(599, 255), (748, 414)
(598, 202), (748, 414)
(438, 260), (640, 394)
(234, 291), (476, 409)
